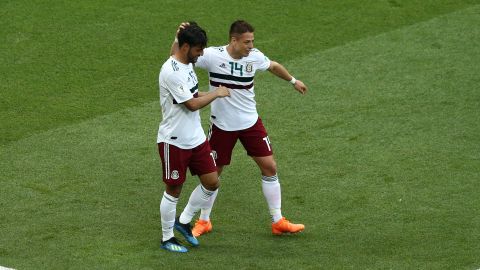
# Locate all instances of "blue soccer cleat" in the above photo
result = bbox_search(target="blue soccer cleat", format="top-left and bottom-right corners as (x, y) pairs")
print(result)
(174, 217), (199, 246)
(161, 237), (188, 253)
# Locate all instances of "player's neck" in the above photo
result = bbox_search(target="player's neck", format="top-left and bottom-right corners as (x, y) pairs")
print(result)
(226, 44), (242, 60)
(172, 52), (189, 65)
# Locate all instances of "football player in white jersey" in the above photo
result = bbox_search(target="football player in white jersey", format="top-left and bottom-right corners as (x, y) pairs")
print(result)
(158, 22), (230, 253)
(174, 20), (307, 236)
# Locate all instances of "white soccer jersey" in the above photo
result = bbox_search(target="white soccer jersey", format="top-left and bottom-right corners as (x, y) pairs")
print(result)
(196, 45), (271, 131)
(157, 56), (206, 149)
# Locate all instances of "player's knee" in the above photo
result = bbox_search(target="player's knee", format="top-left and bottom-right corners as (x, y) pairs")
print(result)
(165, 184), (182, 198)
(262, 160), (277, 176)
(200, 173), (220, 191)
(203, 180), (219, 191)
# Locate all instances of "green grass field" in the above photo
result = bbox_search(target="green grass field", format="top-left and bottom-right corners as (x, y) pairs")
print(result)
(1, 1), (480, 269)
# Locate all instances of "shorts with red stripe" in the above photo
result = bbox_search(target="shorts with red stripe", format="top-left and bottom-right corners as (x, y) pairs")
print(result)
(158, 140), (217, 186)
(208, 117), (273, 166)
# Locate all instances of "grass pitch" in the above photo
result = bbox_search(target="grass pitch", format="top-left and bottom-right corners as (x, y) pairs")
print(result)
(1, 1), (480, 269)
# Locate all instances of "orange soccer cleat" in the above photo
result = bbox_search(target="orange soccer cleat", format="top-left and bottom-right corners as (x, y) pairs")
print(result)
(192, 219), (213, 237)
(271, 217), (305, 235)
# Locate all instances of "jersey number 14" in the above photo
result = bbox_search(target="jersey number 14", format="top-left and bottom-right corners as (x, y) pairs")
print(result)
(229, 62), (243, 76)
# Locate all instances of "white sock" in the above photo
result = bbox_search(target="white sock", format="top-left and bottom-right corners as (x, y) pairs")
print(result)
(160, 191), (178, 242)
(262, 174), (282, 223)
(199, 188), (218, 221)
(179, 184), (216, 224)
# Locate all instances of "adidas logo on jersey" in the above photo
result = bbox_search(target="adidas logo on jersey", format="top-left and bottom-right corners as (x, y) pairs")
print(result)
(171, 60), (179, 71)
(219, 63), (227, 68)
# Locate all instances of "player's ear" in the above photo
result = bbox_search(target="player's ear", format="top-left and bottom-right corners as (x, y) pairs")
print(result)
(180, 42), (190, 52)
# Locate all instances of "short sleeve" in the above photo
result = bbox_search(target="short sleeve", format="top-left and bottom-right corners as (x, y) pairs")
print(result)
(254, 49), (271, 71)
(195, 48), (209, 70)
(165, 73), (193, 104)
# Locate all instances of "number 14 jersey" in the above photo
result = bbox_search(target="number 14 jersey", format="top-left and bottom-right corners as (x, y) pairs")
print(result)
(195, 45), (271, 131)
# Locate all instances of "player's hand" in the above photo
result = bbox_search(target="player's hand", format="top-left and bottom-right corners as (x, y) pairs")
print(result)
(293, 80), (308, 95)
(215, 85), (231, 97)
(175, 22), (190, 39)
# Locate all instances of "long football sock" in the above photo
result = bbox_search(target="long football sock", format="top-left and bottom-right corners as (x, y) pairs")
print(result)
(179, 184), (216, 224)
(262, 174), (282, 223)
(199, 188), (218, 221)
(160, 191), (178, 242)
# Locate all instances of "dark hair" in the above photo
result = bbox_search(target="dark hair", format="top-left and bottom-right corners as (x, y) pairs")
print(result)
(177, 21), (207, 48)
(229, 20), (254, 39)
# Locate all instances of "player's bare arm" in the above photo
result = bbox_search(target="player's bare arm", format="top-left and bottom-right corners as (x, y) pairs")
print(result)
(169, 22), (190, 56)
(268, 61), (308, 94)
(197, 90), (218, 97)
(183, 86), (230, 111)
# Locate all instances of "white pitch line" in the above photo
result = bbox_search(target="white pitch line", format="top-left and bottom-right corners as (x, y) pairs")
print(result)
(0, 266), (16, 270)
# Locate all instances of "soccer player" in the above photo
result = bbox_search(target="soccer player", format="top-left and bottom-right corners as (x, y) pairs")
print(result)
(182, 20), (308, 236)
(157, 22), (230, 253)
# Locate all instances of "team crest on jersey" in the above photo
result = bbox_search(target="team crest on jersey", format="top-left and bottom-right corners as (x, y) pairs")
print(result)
(219, 63), (227, 68)
(245, 62), (253, 73)
(171, 170), (179, 180)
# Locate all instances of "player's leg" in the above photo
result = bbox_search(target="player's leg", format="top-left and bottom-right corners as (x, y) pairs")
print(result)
(176, 141), (219, 244)
(243, 132), (283, 224)
(251, 155), (277, 176)
(251, 155), (281, 221)
(190, 170), (218, 237)
(160, 184), (189, 252)
(252, 154), (305, 235)
(242, 118), (304, 235)
(193, 124), (238, 237)
(158, 143), (188, 252)
(178, 172), (219, 226)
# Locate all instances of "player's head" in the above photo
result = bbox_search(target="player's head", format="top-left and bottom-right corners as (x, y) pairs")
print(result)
(229, 20), (254, 57)
(178, 21), (207, 63)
